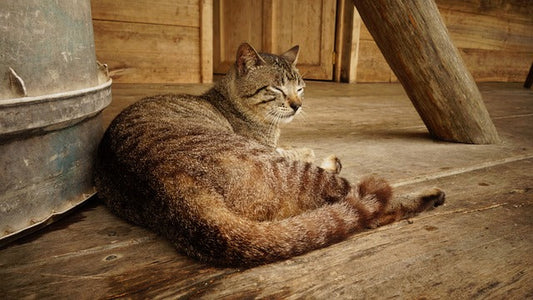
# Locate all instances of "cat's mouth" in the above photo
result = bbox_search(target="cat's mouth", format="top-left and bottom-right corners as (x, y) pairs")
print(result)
(270, 108), (300, 124)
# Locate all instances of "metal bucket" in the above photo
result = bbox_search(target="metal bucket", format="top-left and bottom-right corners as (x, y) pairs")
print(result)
(0, 0), (112, 243)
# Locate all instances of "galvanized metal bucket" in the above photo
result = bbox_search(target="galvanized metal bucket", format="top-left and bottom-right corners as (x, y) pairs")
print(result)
(0, 0), (112, 244)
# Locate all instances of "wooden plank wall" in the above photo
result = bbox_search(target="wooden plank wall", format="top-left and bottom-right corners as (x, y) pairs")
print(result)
(356, 0), (533, 83)
(91, 0), (531, 84)
(90, 0), (212, 84)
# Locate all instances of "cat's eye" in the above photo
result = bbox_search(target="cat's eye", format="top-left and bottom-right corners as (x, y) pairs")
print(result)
(297, 87), (304, 93)
(259, 97), (276, 104)
(269, 86), (286, 96)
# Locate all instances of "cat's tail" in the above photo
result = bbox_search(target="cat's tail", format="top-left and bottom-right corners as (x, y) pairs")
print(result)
(164, 176), (444, 267)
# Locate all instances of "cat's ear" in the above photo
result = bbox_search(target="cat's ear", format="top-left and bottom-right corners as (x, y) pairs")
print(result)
(236, 43), (265, 76)
(281, 45), (300, 66)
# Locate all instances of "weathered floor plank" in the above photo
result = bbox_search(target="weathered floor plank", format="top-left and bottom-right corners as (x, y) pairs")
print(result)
(1, 158), (531, 299)
(0, 83), (531, 299)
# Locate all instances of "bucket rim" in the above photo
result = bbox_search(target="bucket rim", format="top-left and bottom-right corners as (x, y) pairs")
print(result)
(0, 78), (112, 137)
(0, 79), (112, 108)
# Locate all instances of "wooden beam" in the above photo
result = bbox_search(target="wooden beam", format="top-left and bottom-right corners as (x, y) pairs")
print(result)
(352, 0), (501, 144)
(334, 0), (361, 83)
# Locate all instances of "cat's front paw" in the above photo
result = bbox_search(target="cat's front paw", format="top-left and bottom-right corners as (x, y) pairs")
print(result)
(320, 154), (342, 174)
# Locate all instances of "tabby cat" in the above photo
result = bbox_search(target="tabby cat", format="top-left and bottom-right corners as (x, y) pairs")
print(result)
(94, 43), (445, 267)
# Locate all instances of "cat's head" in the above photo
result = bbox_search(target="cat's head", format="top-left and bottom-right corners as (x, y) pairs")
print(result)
(228, 43), (305, 125)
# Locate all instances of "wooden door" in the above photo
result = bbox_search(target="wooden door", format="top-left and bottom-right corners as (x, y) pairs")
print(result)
(214, 0), (337, 80)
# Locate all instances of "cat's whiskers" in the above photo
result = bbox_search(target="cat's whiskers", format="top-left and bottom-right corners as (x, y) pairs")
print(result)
(294, 108), (308, 124)
(265, 108), (289, 143)
(266, 110), (281, 132)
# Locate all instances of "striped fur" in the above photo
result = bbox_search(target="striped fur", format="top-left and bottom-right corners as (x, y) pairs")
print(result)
(94, 43), (445, 267)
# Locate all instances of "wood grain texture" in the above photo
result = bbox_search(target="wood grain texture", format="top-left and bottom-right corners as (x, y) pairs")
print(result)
(213, 0), (336, 80)
(91, 0), (212, 84)
(353, 0), (501, 144)
(272, 0), (337, 80)
(356, 40), (396, 83)
(91, 0), (531, 84)
(356, 0), (533, 82)
(91, 0), (200, 27)
(213, 0), (265, 73)
(93, 20), (201, 83)
(200, 0), (213, 83)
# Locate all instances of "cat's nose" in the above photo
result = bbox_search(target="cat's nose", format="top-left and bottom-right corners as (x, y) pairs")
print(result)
(290, 102), (301, 112)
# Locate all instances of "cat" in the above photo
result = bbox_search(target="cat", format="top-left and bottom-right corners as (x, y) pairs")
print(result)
(94, 43), (445, 267)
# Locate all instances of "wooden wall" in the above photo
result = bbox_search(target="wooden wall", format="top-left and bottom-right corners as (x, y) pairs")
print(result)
(356, 0), (533, 83)
(90, 0), (212, 84)
(90, 0), (531, 84)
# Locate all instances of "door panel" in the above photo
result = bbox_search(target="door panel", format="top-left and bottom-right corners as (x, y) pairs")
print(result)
(213, 0), (336, 80)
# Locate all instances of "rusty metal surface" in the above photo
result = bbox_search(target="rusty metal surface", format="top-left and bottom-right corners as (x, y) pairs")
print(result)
(0, 0), (112, 242)
(0, 79), (111, 242)
(0, 0), (99, 99)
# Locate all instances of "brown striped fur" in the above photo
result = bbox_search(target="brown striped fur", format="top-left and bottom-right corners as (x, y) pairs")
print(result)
(94, 43), (445, 267)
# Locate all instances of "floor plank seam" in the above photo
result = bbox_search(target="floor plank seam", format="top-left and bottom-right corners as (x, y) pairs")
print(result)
(423, 202), (509, 220)
(391, 153), (533, 188)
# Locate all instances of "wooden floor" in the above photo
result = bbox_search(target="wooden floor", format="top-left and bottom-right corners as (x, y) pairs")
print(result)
(1, 82), (532, 299)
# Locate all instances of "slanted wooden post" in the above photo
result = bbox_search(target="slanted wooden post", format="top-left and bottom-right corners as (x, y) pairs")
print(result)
(353, 0), (500, 144)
